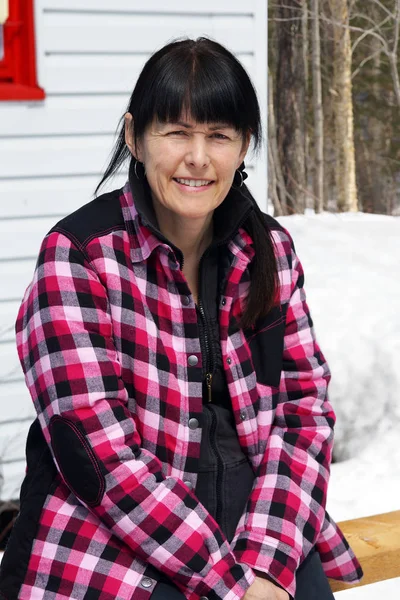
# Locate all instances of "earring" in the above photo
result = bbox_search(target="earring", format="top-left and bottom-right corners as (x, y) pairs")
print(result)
(234, 168), (244, 188)
(133, 159), (146, 180)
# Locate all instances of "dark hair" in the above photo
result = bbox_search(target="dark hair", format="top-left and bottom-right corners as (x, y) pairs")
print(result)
(96, 37), (278, 328)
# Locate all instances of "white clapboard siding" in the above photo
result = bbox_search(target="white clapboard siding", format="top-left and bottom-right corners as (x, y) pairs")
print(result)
(1, 461), (27, 500)
(0, 341), (21, 383)
(44, 0), (255, 13)
(0, 421), (32, 462)
(0, 173), (128, 219)
(0, 301), (20, 344)
(0, 260), (36, 302)
(42, 14), (254, 55)
(43, 53), (254, 95)
(0, 218), (55, 261)
(0, 383), (34, 423)
(0, 135), (118, 179)
(0, 95), (129, 136)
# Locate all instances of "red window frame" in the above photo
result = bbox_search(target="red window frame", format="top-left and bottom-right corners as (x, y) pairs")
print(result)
(0, 0), (45, 100)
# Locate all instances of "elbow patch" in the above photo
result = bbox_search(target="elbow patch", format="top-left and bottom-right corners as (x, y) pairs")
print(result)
(49, 415), (105, 507)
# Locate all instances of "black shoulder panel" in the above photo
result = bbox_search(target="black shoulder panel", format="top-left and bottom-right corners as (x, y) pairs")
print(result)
(50, 188), (125, 248)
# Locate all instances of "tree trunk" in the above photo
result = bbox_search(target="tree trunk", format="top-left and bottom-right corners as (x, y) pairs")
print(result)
(329, 0), (358, 212)
(268, 70), (286, 216)
(276, 0), (306, 214)
(301, 0), (311, 208)
(311, 0), (324, 213)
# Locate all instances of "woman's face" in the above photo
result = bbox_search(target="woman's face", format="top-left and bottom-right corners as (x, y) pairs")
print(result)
(126, 114), (250, 222)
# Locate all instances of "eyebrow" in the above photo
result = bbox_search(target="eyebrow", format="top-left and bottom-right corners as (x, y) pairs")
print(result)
(174, 121), (233, 130)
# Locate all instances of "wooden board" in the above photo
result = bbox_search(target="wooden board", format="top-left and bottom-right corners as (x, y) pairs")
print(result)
(42, 13), (254, 54)
(42, 0), (256, 15)
(0, 95), (129, 136)
(0, 420), (32, 464)
(0, 218), (55, 261)
(0, 173), (127, 218)
(0, 460), (26, 501)
(0, 341), (22, 383)
(0, 259), (37, 302)
(0, 301), (20, 344)
(329, 511), (400, 592)
(41, 53), (254, 95)
(0, 382), (34, 424)
(0, 135), (116, 179)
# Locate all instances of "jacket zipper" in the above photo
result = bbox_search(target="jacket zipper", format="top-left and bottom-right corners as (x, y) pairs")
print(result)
(208, 405), (224, 524)
(197, 251), (215, 403)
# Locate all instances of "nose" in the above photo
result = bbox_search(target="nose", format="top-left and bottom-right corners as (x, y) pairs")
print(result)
(185, 135), (210, 169)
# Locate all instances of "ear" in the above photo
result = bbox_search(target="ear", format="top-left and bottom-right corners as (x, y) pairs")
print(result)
(124, 113), (143, 161)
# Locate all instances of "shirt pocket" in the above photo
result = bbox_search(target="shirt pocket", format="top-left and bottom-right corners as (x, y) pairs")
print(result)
(244, 305), (286, 388)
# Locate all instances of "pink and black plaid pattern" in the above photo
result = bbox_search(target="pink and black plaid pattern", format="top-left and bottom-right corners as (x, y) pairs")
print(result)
(12, 183), (362, 599)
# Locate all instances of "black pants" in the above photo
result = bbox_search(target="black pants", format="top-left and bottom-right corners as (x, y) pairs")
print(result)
(150, 549), (335, 600)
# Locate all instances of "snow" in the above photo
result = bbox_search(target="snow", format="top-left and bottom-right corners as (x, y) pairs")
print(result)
(1, 211), (399, 596)
(277, 211), (400, 598)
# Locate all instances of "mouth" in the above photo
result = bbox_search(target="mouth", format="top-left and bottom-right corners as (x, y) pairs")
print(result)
(173, 178), (214, 189)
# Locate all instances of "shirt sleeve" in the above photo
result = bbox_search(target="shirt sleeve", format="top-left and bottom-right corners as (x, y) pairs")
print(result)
(16, 230), (255, 600)
(230, 234), (334, 599)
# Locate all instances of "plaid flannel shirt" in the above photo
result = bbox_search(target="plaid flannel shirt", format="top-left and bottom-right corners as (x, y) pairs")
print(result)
(3, 180), (362, 600)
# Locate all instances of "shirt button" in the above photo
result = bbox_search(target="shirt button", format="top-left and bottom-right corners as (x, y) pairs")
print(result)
(188, 355), (199, 367)
(184, 480), (193, 489)
(188, 418), (199, 430)
(141, 578), (154, 588)
(182, 295), (191, 306)
(226, 357), (232, 365)
(240, 411), (247, 421)
(200, 597), (209, 600)
(221, 298), (226, 306)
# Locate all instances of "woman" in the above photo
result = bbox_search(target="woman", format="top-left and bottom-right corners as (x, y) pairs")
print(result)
(0, 38), (362, 600)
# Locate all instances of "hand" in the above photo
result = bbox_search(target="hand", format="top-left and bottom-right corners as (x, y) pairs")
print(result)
(243, 576), (289, 600)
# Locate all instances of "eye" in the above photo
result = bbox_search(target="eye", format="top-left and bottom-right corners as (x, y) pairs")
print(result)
(167, 130), (187, 136)
(211, 132), (229, 140)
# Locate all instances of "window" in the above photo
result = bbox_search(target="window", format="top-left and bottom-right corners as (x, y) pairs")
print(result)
(0, 0), (44, 101)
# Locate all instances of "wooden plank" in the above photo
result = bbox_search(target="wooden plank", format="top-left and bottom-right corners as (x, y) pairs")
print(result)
(0, 259), (37, 302)
(43, 0), (255, 15)
(0, 460), (26, 501)
(0, 95), (129, 136)
(0, 301), (19, 344)
(42, 13), (254, 54)
(0, 420), (31, 464)
(0, 135), (116, 178)
(0, 173), (127, 218)
(0, 341), (21, 383)
(0, 218), (55, 261)
(41, 53), (254, 95)
(0, 382), (34, 423)
(329, 511), (400, 592)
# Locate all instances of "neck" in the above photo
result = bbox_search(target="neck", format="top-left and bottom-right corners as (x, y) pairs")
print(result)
(152, 202), (214, 263)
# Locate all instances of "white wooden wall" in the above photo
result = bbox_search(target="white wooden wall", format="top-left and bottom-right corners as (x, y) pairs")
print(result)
(0, 1), (267, 499)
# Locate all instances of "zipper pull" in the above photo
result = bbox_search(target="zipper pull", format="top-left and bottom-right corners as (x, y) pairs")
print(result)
(206, 373), (212, 403)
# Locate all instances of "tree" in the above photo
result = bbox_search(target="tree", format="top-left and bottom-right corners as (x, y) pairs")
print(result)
(275, 0), (307, 213)
(328, 0), (359, 211)
(311, 0), (325, 212)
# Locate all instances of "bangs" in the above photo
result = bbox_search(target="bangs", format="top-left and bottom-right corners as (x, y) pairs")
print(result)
(152, 58), (246, 131)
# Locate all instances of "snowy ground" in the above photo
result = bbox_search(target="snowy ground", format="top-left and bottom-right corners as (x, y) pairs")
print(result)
(1, 212), (399, 596)
(278, 211), (400, 598)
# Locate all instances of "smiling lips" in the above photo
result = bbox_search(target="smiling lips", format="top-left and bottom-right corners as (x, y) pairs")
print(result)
(174, 178), (214, 188)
